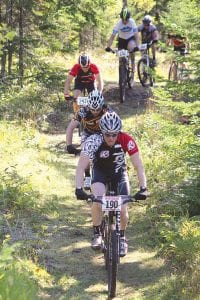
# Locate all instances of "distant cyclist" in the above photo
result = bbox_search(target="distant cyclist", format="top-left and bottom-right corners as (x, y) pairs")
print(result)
(75, 111), (148, 257)
(138, 15), (159, 66)
(105, 7), (139, 71)
(64, 54), (103, 113)
(166, 33), (188, 55)
(66, 89), (110, 188)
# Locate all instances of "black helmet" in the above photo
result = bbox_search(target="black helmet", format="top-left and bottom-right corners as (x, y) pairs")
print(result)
(78, 54), (90, 67)
(120, 7), (131, 21)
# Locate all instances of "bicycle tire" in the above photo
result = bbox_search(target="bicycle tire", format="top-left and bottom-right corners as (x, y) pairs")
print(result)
(137, 58), (153, 87)
(119, 58), (127, 103)
(108, 229), (118, 298)
(168, 61), (178, 81)
(103, 220), (109, 270)
(127, 67), (134, 88)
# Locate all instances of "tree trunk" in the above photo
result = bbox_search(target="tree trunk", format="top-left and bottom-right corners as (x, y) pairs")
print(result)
(18, 0), (24, 87)
(8, 0), (14, 76)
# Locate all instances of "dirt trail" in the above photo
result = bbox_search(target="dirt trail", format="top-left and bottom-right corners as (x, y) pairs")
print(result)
(32, 82), (171, 300)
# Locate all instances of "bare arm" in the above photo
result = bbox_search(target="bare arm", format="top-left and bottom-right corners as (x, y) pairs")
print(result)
(130, 152), (147, 188)
(95, 72), (104, 92)
(66, 119), (79, 145)
(107, 33), (116, 48)
(75, 153), (90, 188)
(64, 74), (74, 95)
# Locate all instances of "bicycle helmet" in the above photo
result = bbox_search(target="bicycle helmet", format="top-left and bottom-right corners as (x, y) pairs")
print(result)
(120, 7), (131, 21)
(88, 90), (104, 110)
(100, 111), (122, 134)
(78, 54), (90, 67)
(143, 15), (152, 25)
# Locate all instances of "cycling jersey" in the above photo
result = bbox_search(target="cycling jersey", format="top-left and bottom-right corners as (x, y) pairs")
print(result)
(74, 105), (108, 134)
(138, 24), (157, 43)
(82, 132), (138, 177)
(168, 34), (186, 48)
(69, 63), (99, 83)
(112, 19), (138, 40)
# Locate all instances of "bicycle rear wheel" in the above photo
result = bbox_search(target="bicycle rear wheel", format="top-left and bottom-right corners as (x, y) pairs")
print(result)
(137, 58), (153, 87)
(108, 229), (118, 298)
(119, 58), (127, 103)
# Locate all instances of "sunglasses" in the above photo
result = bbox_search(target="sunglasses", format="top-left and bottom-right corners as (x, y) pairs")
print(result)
(104, 133), (118, 137)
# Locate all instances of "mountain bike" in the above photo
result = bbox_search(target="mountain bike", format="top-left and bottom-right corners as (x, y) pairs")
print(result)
(168, 57), (190, 83)
(87, 187), (144, 298)
(67, 95), (89, 136)
(137, 42), (155, 87)
(109, 49), (135, 103)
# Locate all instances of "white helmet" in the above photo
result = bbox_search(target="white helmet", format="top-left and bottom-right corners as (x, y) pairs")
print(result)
(88, 90), (104, 110)
(143, 15), (152, 25)
(100, 111), (122, 134)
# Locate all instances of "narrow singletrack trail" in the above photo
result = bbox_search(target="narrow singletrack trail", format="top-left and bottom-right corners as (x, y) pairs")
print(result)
(34, 82), (171, 300)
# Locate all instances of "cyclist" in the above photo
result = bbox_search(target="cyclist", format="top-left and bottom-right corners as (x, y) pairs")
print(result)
(75, 111), (147, 257)
(105, 7), (139, 71)
(66, 89), (110, 188)
(64, 54), (103, 113)
(166, 33), (188, 55)
(166, 32), (189, 79)
(138, 15), (159, 66)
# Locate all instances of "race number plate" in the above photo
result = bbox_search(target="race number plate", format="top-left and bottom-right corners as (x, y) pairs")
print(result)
(117, 49), (129, 57)
(77, 97), (88, 106)
(102, 196), (122, 211)
(139, 43), (147, 51)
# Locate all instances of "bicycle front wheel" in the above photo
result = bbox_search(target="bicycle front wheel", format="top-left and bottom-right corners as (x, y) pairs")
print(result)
(108, 229), (118, 298)
(119, 59), (127, 103)
(137, 58), (153, 87)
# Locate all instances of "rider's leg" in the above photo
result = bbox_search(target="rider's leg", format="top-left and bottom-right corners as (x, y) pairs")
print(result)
(73, 89), (81, 114)
(127, 39), (137, 70)
(91, 182), (106, 226)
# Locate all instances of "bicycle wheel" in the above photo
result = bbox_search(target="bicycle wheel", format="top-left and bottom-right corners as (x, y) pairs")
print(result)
(168, 61), (178, 81)
(108, 229), (118, 298)
(137, 58), (153, 87)
(101, 219), (109, 270)
(119, 58), (127, 103)
(127, 66), (134, 88)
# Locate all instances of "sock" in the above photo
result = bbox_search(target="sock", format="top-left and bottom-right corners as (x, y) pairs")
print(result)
(120, 230), (125, 238)
(85, 169), (90, 177)
(93, 225), (101, 235)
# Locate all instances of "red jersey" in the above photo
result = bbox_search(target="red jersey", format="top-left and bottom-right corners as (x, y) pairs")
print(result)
(69, 63), (99, 83)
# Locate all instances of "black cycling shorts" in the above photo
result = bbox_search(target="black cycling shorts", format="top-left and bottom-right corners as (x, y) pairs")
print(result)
(74, 79), (95, 93)
(174, 46), (186, 56)
(118, 35), (135, 50)
(91, 167), (130, 195)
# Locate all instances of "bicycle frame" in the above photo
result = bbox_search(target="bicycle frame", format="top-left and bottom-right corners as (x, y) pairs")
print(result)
(92, 192), (135, 298)
(137, 43), (154, 87)
(110, 49), (134, 103)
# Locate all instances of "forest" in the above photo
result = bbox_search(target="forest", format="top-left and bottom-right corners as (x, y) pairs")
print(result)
(0, 0), (199, 299)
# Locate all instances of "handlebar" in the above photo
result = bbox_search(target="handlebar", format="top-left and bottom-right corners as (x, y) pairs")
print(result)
(85, 194), (147, 203)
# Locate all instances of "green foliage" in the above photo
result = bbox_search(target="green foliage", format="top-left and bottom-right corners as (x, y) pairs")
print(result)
(0, 243), (39, 300)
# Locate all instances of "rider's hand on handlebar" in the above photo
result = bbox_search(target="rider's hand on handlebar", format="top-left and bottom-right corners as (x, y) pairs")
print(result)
(75, 188), (88, 200)
(134, 187), (148, 200)
(66, 144), (80, 155)
(133, 46), (139, 52)
(105, 47), (112, 52)
(64, 93), (71, 101)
